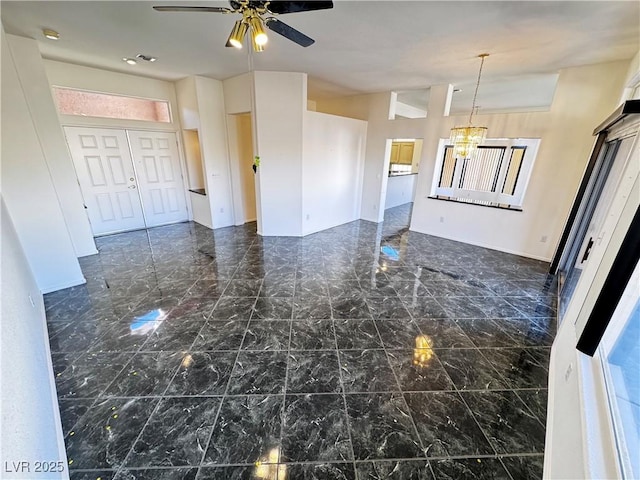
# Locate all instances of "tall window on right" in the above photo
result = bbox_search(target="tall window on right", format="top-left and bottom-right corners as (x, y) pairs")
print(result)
(430, 138), (540, 209)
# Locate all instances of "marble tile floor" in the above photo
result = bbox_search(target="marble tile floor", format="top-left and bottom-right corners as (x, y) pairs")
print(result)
(45, 204), (557, 480)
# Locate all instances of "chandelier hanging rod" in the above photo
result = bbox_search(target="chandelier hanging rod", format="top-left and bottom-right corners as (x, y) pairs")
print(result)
(469, 53), (489, 126)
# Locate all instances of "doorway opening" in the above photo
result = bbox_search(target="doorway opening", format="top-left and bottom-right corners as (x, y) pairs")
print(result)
(381, 138), (423, 215)
(227, 113), (257, 224)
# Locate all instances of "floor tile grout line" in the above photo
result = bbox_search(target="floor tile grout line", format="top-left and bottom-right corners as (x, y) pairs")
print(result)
(474, 346), (529, 392)
(329, 289), (358, 474)
(116, 239), (248, 475)
(498, 456), (518, 480)
(69, 451), (546, 472)
(60, 341), (148, 441)
(455, 388), (502, 459)
(196, 238), (256, 469)
(404, 315), (462, 394)
(56, 344), (553, 355)
(370, 316), (431, 463)
(512, 389), (548, 429)
(279, 260), (297, 465)
(113, 345), (188, 475)
(64, 385), (548, 402)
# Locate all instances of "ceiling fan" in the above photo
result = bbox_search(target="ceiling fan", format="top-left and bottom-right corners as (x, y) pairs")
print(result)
(153, 1), (334, 51)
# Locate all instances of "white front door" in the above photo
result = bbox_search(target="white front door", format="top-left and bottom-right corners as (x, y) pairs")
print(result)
(65, 126), (146, 235)
(127, 130), (188, 228)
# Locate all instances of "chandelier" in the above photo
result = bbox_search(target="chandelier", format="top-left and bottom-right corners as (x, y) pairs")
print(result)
(450, 54), (490, 159)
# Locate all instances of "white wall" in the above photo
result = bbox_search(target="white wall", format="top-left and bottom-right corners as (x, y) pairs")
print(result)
(302, 111), (367, 235)
(44, 59), (180, 132)
(5, 35), (96, 258)
(1, 30), (85, 293)
(317, 90), (444, 224)
(317, 61), (629, 260)
(620, 49), (640, 102)
(0, 198), (69, 480)
(224, 72), (368, 236)
(175, 76), (200, 130)
(385, 174), (417, 210)
(223, 72), (253, 115)
(175, 77), (211, 228)
(253, 71), (306, 236)
(189, 192), (212, 229)
(194, 76), (235, 229)
(173, 75), (236, 229)
(411, 139), (423, 173)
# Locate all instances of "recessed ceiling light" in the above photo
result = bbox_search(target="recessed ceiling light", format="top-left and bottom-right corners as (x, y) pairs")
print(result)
(136, 54), (157, 62)
(122, 57), (137, 65)
(42, 29), (60, 40)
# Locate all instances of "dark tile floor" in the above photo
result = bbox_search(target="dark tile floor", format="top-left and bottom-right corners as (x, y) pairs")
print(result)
(45, 204), (556, 480)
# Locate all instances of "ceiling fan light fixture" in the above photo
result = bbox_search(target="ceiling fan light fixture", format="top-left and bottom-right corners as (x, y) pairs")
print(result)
(450, 53), (490, 159)
(251, 34), (265, 52)
(228, 20), (248, 49)
(249, 16), (268, 46)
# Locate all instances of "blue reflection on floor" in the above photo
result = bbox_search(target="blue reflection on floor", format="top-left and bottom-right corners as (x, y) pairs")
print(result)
(607, 298), (640, 478)
(381, 245), (400, 261)
(130, 308), (165, 335)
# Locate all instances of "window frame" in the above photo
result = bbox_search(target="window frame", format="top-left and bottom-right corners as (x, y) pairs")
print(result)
(430, 137), (540, 208)
(52, 86), (173, 124)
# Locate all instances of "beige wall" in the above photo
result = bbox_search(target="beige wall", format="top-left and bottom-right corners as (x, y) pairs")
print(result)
(317, 60), (630, 260)
(234, 113), (257, 223)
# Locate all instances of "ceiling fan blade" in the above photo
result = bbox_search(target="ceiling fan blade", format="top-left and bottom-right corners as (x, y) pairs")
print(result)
(153, 6), (233, 13)
(265, 18), (314, 47)
(266, 1), (333, 14)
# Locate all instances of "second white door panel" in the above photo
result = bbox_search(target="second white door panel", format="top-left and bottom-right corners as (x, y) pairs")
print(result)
(128, 130), (188, 227)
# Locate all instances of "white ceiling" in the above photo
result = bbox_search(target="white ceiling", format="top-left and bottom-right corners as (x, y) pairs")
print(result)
(2, 1), (639, 103)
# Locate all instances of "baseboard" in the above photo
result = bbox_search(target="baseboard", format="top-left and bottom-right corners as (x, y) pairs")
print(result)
(40, 275), (86, 294)
(409, 228), (552, 262)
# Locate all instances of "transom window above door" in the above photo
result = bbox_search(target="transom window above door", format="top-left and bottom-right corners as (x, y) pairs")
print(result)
(53, 87), (171, 123)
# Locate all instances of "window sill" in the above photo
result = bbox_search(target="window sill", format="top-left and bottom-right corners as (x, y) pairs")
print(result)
(389, 172), (418, 177)
(427, 195), (523, 212)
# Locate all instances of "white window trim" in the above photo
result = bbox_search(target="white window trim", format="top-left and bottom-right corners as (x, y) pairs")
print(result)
(430, 137), (540, 207)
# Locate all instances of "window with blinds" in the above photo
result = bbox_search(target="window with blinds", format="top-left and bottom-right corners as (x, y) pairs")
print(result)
(431, 138), (540, 209)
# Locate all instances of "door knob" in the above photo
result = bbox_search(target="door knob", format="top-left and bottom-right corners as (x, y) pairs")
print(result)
(128, 185), (137, 189)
